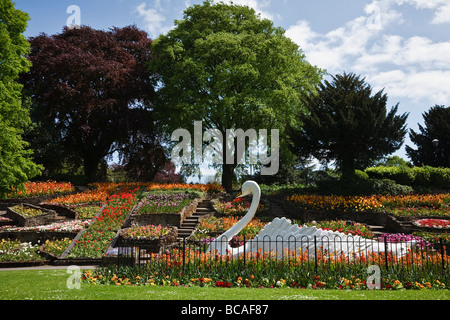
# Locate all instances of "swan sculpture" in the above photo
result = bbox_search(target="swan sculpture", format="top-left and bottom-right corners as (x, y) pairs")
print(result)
(207, 181), (413, 259)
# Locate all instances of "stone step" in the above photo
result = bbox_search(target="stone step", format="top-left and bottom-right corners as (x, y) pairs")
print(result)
(198, 203), (211, 208)
(192, 212), (210, 215)
(181, 223), (197, 228)
(368, 225), (388, 236)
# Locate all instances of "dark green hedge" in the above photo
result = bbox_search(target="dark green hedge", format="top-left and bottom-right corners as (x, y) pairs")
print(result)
(365, 166), (450, 190)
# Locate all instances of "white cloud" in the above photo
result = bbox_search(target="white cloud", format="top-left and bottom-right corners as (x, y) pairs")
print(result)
(396, 0), (450, 24)
(286, 0), (450, 105)
(431, 2), (450, 24)
(135, 1), (173, 38)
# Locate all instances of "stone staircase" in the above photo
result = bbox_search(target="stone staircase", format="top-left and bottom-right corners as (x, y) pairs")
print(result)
(367, 224), (389, 237)
(177, 199), (213, 239)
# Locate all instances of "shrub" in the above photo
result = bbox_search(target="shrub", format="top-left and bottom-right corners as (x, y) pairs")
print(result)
(365, 166), (450, 190)
(315, 175), (412, 196)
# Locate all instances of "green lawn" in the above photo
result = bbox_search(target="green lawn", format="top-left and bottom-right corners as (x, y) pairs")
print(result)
(0, 269), (448, 301)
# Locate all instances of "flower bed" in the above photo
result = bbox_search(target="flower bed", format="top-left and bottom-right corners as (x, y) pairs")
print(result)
(215, 198), (265, 217)
(82, 245), (448, 290)
(7, 204), (57, 227)
(190, 216), (266, 242)
(305, 220), (375, 239)
(66, 190), (139, 259)
(3, 181), (75, 199)
(413, 219), (450, 237)
(285, 194), (384, 212)
(46, 190), (108, 206)
(132, 192), (201, 228)
(285, 193), (450, 216)
(118, 225), (178, 253)
(0, 220), (90, 244)
(136, 192), (199, 215)
(377, 233), (432, 249)
(39, 238), (73, 260)
(0, 216), (14, 227)
(0, 220), (91, 233)
(0, 239), (45, 263)
(414, 219), (450, 229)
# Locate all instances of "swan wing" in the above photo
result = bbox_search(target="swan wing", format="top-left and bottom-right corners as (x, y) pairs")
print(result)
(254, 218), (303, 241)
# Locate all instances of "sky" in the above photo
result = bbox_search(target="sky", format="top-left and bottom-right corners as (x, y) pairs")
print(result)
(14, 0), (450, 179)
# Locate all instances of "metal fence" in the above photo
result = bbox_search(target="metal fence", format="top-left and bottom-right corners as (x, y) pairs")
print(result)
(115, 236), (449, 274)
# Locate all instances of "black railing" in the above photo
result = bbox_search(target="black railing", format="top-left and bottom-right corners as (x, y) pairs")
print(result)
(115, 236), (449, 274)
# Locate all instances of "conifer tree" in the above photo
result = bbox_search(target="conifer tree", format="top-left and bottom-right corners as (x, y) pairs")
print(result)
(290, 73), (408, 181)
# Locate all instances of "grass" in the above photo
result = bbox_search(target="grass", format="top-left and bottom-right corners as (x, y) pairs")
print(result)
(0, 269), (448, 301)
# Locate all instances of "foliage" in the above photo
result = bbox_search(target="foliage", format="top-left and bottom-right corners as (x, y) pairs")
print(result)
(365, 166), (450, 190)
(315, 174), (414, 196)
(0, 0), (43, 196)
(376, 156), (412, 168)
(290, 73), (408, 181)
(149, 0), (323, 191)
(23, 25), (163, 182)
(406, 105), (450, 168)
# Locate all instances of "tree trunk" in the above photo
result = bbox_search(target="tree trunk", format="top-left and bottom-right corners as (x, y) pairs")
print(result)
(341, 156), (356, 182)
(222, 163), (236, 193)
(84, 156), (100, 183)
(222, 136), (238, 193)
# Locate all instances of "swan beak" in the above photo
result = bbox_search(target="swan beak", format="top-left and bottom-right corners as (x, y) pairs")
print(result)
(236, 192), (243, 198)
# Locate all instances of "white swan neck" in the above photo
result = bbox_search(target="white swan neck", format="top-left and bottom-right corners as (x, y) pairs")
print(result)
(221, 186), (260, 240)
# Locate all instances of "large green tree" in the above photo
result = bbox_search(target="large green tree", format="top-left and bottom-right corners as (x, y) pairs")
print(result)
(149, 0), (323, 192)
(290, 73), (408, 181)
(0, 0), (42, 196)
(406, 105), (450, 168)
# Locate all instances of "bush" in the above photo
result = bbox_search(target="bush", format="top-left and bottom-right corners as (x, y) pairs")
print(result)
(355, 170), (369, 180)
(315, 174), (412, 196)
(365, 166), (450, 190)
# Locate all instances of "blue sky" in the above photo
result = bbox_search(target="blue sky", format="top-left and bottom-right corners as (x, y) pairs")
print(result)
(15, 0), (450, 173)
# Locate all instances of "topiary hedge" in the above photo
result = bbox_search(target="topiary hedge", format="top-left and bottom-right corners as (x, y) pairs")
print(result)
(365, 166), (450, 190)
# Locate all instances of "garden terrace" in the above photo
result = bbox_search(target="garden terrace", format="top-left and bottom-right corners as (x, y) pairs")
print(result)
(0, 182), (223, 267)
